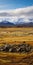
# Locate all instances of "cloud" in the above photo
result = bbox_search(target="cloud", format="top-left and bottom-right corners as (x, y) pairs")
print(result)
(0, 6), (33, 22)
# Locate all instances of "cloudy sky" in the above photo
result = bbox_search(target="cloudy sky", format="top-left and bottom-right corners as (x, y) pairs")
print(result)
(0, 0), (33, 23)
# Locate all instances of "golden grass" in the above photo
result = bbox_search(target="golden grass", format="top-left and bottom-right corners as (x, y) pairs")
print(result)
(0, 52), (33, 65)
(0, 27), (33, 65)
(0, 27), (33, 45)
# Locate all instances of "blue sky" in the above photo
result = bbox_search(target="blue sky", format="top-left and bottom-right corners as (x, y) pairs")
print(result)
(0, 0), (33, 9)
(0, 0), (33, 23)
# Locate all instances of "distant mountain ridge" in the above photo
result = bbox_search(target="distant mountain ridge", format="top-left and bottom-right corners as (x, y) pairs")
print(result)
(0, 20), (33, 27)
(0, 20), (15, 27)
(16, 22), (33, 27)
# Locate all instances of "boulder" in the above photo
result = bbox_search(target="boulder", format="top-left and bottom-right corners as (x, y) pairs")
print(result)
(11, 47), (17, 52)
(2, 44), (11, 52)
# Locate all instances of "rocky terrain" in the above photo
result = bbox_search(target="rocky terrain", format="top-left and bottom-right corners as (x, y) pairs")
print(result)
(0, 43), (33, 65)
(0, 43), (33, 53)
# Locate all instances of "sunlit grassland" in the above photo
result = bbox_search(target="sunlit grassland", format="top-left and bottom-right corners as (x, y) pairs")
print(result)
(0, 52), (33, 65)
(0, 27), (33, 45)
(0, 27), (33, 65)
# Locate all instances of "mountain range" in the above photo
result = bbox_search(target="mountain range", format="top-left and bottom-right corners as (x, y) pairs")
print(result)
(0, 20), (33, 27)
(0, 21), (15, 27)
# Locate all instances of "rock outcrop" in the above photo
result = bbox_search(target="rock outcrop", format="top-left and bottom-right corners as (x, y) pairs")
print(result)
(0, 43), (33, 53)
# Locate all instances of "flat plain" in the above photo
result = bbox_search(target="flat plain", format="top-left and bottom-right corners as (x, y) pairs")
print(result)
(0, 27), (33, 65)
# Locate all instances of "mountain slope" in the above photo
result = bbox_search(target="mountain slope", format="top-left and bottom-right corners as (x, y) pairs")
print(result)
(0, 21), (15, 27)
(0, 20), (33, 27)
(15, 22), (33, 27)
